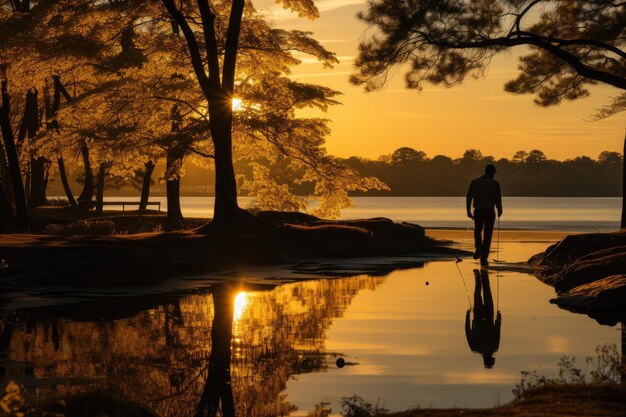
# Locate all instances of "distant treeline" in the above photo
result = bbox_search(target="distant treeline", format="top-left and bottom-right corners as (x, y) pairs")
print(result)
(49, 147), (623, 198)
(341, 148), (624, 197)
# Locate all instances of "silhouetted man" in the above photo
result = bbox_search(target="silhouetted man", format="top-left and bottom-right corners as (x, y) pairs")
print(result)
(466, 164), (502, 267)
(465, 269), (501, 369)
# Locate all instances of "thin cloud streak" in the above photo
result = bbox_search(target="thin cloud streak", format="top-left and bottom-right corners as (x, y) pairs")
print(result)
(296, 55), (355, 64)
(477, 95), (530, 101)
(292, 71), (352, 78)
(268, 0), (365, 20)
(319, 39), (350, 44)
(385, 112), (476, 119)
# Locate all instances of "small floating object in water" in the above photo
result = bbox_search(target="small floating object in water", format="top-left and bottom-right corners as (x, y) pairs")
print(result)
(425, 281), (429, 285)
(336, 358), (345, 368)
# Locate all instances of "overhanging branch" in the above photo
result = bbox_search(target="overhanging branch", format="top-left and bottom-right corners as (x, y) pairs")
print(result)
(161, 0), (216, 100)
(414, 31), (626, 90)
(188, 145), (215, 159)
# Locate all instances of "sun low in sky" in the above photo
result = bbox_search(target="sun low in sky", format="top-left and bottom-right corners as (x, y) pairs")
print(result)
(258, 0), (625, 161)
(232, 98), (243, 112)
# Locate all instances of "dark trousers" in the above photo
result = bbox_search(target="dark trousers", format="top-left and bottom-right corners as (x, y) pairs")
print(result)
(474, 208), (496, 261)
(473, 269), (494, 320)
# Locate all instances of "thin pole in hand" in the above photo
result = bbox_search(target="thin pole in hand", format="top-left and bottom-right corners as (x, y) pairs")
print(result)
(494, 216), (501, 262)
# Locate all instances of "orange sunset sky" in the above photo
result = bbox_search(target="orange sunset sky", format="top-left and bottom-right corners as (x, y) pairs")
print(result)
(256, 0), (626, 161)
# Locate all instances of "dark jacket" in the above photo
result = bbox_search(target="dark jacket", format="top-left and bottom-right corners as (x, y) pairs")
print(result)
(466, 176), (502, 212)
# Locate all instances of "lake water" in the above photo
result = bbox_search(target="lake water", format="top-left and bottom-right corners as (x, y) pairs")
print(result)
(103, 196), (622, 232)
(0, 240), (621, 416)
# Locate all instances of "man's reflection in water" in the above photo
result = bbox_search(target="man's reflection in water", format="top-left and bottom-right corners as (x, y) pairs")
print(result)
(465, 269), (501, 369)
(195, 285), (236, 417)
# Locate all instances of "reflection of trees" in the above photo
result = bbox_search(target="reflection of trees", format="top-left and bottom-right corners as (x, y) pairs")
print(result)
(195, 286), (234, 417)
(1, 275), (384, 416)
(0, 315), (16, 377)
(231, 277), (384, 417)
(163, 301), (185, 390)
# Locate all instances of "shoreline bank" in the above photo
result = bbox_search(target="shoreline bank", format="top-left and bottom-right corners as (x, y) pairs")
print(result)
(2, 216), (624, 417)
(426, 228), (571, 242)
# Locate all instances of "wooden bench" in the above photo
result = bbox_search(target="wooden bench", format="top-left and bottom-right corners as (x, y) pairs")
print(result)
(100, 201), (161, 212)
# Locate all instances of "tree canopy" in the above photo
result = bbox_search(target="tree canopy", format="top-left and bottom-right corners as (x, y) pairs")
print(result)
(0, 0), (387, 230)
(352, 0), (625, 117)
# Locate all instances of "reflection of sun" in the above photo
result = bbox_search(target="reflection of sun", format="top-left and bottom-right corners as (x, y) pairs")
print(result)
(231, 98), (243, 111)
(233, 291), (249, 322)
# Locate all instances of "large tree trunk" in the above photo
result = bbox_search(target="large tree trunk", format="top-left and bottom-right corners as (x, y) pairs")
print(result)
(95, 163), (106, 216)
(195, 286), (235, 417)
(24, 168), (30, 204)
(166, 150), (183, 230)
(210, 114), (240, 226)
(16, 91), (31, 156)
(16, 88), (36, 156)
(621, 132), (626, 229)
(139, 160), (155, 211)
(78, 141), (94, 208)
(58, 157), (77, 207)
(52, 76), (76, 208)
(162, 0), (246, 231)
(0, 140), (13, 205)
(165, 105), (185, 230)
(208, 0), (245, 227)
(27, 87), (47, 208)
(28, 156), (48, 207)
(0, 81), (27, 231)
(47, 76), (77, 208)
(0, 180), (14, 231)
(166, 177), (182, 229)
